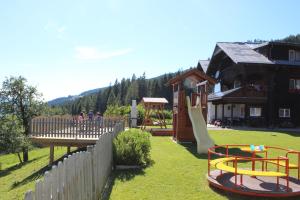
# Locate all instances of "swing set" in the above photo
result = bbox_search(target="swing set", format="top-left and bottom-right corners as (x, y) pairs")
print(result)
(140, 97), (168, 130)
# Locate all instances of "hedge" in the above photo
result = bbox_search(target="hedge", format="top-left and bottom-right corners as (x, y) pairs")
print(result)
(113, 129), (151, 166)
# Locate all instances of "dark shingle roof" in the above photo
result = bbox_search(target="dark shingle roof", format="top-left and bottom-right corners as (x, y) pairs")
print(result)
(208, 87), (241, 101)
(217, 42), (273, 64)
(198, 60), (210, 73)
(273, 60), (300, 66)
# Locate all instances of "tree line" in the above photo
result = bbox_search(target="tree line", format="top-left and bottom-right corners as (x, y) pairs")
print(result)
(53, 72), (179, 116)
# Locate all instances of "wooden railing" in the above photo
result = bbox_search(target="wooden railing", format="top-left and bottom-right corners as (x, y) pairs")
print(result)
(30, 117), (121, 139)
(24, 121), (125, 200)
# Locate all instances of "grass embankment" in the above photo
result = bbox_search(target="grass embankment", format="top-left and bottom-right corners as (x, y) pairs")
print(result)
(109, 130), (300, 200)
(0, 147), (73, 200)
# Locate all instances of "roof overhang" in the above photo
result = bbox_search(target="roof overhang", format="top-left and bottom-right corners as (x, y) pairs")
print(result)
(167, 68), (217, 86)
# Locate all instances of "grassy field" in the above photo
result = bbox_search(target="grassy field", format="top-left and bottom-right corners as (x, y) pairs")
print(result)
(108, 130), (300, 200)
(1, 130), (299, 199)
(0, 147), (73, 200)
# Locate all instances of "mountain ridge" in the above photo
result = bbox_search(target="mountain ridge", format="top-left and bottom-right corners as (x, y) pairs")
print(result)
(48, 87), (106, 106)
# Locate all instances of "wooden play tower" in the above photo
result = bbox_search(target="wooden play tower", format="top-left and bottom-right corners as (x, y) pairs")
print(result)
(168, 68), (216, 142)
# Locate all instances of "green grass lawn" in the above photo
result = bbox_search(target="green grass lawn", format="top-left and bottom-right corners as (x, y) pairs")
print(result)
(0, 147), (73, 200)
(108, 130), (300, 200)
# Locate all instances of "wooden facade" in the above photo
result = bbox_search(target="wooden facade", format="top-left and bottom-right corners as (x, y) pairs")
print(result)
(29, 116), (124, 164)
(206, 42), (300, 127)
(168, 69), (216, 142)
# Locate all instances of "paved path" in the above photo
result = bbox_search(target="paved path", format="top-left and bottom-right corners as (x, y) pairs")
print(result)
(207, 124), (300, 132)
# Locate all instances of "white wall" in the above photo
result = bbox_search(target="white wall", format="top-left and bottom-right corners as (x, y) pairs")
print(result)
(207, 103), (245, 121)
(207, 102), (214, 123)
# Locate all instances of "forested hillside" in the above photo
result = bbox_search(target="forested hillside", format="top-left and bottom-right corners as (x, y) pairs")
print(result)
(277, 34), (300, 43)
(52, 72), (180, 115)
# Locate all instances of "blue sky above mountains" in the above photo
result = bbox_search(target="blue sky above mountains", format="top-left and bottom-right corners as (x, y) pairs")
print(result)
(1, 0), (299, 100)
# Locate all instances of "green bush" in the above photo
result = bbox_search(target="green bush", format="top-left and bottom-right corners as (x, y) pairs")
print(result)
(113, 129), (151, 166)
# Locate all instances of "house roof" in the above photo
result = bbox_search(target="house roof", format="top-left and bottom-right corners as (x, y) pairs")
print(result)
(273, 60), (300, 66)
(167, 68), (216, 85)
(206, 41), (300, 76)
(216, 42), (273, 64)
(251, 41), (300, 49)
(198, 60), (210, 73)
(208, 87), (241, 101)
(141, 97), (168, 104)
(248, 42), (269, 49)
(208, 86), (268, 103)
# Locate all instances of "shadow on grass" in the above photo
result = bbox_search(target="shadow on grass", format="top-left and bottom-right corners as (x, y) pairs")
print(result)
(209, 185), (299, 200)
(180, 143), (263, 160)
(102, 159), (155, 200)
(102, 168), (145, 200)
(0, 155), (46, 178)
(10, 148), (85, 189)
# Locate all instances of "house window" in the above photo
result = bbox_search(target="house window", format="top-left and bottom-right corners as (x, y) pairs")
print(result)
(279, 108), (290, 118)
(241, 107), (245, 117)
(234, 80), (241, 88)
(249, 107), (262, 117)
(215, 70), (220, 79)
(214, 83), (221, 93)
(296, 51), (300, 61)
(289, 50), (295, 61)
(289, 79), (300, 90)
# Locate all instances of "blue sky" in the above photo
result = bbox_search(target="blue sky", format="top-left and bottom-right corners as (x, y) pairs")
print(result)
(1, 0), (300, 101)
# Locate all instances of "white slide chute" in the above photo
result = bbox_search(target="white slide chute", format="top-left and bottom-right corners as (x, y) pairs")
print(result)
(186, 96), (214, 154)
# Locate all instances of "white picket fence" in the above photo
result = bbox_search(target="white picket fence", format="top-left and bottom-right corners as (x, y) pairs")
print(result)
(24, 121), (124, 200)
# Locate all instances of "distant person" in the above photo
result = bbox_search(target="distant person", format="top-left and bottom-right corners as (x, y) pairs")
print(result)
(77, 112), (85, 134)
(78, 112), (85, 122)
(88, 111), (94, 121)
(96, 112), (103, 124)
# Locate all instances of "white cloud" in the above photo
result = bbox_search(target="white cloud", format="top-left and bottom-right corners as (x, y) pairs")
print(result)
(75, 47), (133, 60)
(44, 21), (67, 39)
(57, 26), (66, 33)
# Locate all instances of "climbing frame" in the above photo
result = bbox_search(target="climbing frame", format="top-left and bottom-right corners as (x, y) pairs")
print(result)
(141, 97), (168, 130)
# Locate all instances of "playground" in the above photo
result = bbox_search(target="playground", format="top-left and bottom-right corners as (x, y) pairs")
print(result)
(2, 69), (299, 199)
(119, 68), (300, 199)
(208, 144), (300, 197)
(109, 130), (300, 200)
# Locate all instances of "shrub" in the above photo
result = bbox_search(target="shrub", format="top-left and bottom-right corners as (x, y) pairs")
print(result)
(113, 129), (151, 166)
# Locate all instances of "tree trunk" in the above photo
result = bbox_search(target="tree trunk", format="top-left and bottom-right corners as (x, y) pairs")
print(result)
(23, 147), (29, 162)
(17, 152), (23, 164)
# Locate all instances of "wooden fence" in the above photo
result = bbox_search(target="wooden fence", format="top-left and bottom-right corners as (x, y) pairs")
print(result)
(30, 117), (120, 139)
(24, 121), (124, 200)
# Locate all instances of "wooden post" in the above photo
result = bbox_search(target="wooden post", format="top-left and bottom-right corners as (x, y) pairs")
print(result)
(222, 104), (225, 123)
(215, 104), (218, 120)
(231, 104), (234, 125)
(49, 145), (54, 165)
(67, 146), (71, 154)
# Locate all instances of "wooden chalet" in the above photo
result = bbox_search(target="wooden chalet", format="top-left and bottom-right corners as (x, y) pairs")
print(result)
(168, 68), (216, 142)
(205, 42), (300, 127)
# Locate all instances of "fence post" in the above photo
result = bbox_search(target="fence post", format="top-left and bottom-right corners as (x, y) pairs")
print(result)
(87, 145), (95, 200)
(24, 191), (34, 200)
(49, 145), (54, 166)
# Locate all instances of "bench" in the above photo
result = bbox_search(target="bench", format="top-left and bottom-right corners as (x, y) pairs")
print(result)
(266, 160), (298, 169)
(210, 157), (287, 177)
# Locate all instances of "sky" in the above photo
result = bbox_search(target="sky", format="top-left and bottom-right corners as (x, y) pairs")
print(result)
(1, 0), (300, 101)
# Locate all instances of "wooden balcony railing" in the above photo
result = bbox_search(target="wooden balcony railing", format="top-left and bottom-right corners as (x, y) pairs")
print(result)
(30, 117), (123, 139)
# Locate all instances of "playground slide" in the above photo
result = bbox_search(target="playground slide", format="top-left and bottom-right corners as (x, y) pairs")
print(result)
(186, 96), (214, 154)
